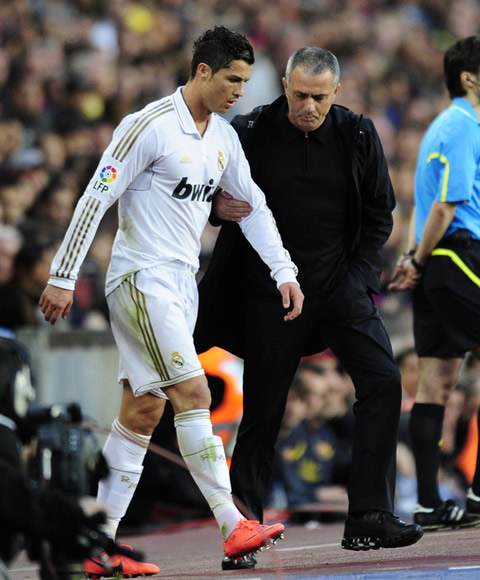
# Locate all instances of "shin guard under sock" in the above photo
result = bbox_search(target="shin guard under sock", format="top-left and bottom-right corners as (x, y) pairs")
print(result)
(174, 409), (242, 539)
(97, 418), (150, 539)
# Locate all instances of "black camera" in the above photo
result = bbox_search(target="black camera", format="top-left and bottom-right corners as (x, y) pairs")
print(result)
(27, 402), (107, 499)
(25, 403), (109, 580)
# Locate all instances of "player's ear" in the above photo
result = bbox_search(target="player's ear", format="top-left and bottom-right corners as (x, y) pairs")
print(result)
(197, 63), (212, 81)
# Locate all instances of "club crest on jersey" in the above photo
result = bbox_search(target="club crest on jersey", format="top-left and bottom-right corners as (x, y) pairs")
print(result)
(172, 177), (215, 202)
(93, 165), (118, 193)
(217, 151), (225, 171)
(171, 351), (185, 369)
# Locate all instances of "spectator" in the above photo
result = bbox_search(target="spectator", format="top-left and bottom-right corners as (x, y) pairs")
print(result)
(0, 0), (475, 339)
(0, 224), (22, 286)
(0, 238), (59, 331)
(273, 365), (350, 515)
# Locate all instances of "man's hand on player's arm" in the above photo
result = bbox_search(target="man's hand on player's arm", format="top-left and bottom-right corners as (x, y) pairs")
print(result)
(279, 282), (304, 322)
(39, 285), (74, 325)
(213, 189), (252, 222)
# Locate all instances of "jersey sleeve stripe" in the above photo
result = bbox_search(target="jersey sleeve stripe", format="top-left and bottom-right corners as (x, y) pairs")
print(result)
(426, 152), (450, 201)
(126, 274), (170, 381)
(55, 196), (101, 278)
(112, 101), (174, 162)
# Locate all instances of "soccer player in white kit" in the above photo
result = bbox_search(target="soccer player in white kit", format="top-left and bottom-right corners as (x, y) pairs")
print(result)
(40, 26), (304, 577)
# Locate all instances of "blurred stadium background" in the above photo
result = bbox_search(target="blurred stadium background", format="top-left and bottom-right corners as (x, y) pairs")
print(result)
(1, 0), (479, 530)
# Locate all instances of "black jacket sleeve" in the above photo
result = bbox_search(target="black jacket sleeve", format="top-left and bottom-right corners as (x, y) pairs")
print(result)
(347, 114), (395, 295)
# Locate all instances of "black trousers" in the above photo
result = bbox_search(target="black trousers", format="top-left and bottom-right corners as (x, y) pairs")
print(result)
(230, 273), (401, 521)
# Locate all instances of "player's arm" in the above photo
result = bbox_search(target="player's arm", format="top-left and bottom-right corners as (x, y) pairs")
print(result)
(213, 189), (252, 222)
(40, 286), (73, 325)
(279, 282), (304, 321)
(219, 132), (303, 319)
(40, 117), (159, 325)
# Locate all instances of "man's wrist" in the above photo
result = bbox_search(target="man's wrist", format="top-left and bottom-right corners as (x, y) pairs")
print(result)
(410, 256), (426, 273)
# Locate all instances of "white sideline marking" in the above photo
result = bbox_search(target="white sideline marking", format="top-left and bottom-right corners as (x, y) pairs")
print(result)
(277, 542), (339, 552)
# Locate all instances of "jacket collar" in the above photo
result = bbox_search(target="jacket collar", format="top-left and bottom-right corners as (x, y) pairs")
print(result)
(271, 96), (333, 144)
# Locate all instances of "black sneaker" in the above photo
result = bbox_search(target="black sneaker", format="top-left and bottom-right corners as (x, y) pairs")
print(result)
(221, 553), (257, 570)
(341, 510), (423, 551)
(414, 499), (480, 531)
(466, 489), (480, 517)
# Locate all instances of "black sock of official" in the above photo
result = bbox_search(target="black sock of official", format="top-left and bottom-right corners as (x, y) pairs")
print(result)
(409, 402), (445, 508)
(471, 407), (480, 496)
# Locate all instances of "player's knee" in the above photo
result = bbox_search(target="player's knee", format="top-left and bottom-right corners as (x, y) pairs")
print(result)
(119, 391), (166, 434)
(440, 382), (456, 405)
(166, 375), (211, 413)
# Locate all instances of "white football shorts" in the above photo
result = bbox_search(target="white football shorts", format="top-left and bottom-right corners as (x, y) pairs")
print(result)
(107, 262), (205, 399)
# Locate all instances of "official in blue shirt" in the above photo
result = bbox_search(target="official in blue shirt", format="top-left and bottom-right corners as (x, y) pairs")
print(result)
(389, 35), (480, 531)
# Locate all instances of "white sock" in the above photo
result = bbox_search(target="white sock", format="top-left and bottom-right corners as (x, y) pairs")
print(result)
(174, 409), (243, 539)
(467, 488), (480, 501)
(97, 418), (150, 539)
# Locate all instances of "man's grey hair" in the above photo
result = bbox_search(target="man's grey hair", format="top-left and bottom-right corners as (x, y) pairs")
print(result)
(285, 47), (340, 87)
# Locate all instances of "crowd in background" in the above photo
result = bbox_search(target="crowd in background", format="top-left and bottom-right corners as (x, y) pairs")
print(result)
(1, 0), (480, 521)
(0, 0), (478, 345)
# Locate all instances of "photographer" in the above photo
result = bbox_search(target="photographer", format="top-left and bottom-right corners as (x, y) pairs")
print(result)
(0, 335), (109, 579)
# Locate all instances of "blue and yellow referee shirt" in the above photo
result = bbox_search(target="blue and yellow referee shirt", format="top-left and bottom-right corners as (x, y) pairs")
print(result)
(415, 97), (480, 243)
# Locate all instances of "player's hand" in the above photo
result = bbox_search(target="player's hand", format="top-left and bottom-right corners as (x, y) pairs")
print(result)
(39, 285), (74, 325)
(279, 282), (304, 322)
(213, 189), (252, 222)
(388, 256), (422, 291)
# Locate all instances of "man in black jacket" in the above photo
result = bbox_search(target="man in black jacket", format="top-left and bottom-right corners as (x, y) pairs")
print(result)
(195, 46), (423, 568)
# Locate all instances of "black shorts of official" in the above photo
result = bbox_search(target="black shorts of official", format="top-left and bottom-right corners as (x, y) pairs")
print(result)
(413, 239), (480, 358)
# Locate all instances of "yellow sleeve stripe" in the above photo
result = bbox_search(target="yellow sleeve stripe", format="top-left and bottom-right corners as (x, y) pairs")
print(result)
(432, 248), (480, 288)
(426, 152), (450, 202)
(112, 101), (174, 162)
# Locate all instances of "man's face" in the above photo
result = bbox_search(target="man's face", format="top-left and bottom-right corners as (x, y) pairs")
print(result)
(200, 60), (252, 114)
(283, 66), (340, 132)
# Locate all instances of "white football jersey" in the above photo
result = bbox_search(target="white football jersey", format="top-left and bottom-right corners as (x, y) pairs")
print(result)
(48, 87), (297, 296)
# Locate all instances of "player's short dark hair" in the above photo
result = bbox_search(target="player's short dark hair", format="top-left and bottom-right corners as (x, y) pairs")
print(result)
(190, 25), (254, 78)
(444, 35), (480, 98)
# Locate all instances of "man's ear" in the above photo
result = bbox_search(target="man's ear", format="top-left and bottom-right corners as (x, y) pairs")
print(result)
(460, 71), (477, 91)
(197, 63), (212, 80)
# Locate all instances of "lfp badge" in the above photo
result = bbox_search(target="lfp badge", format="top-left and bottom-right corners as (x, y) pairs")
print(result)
(100, 165), (117, 183)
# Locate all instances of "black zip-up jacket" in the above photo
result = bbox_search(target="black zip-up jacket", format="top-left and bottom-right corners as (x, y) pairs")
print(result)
(195, 97), (395, 358)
